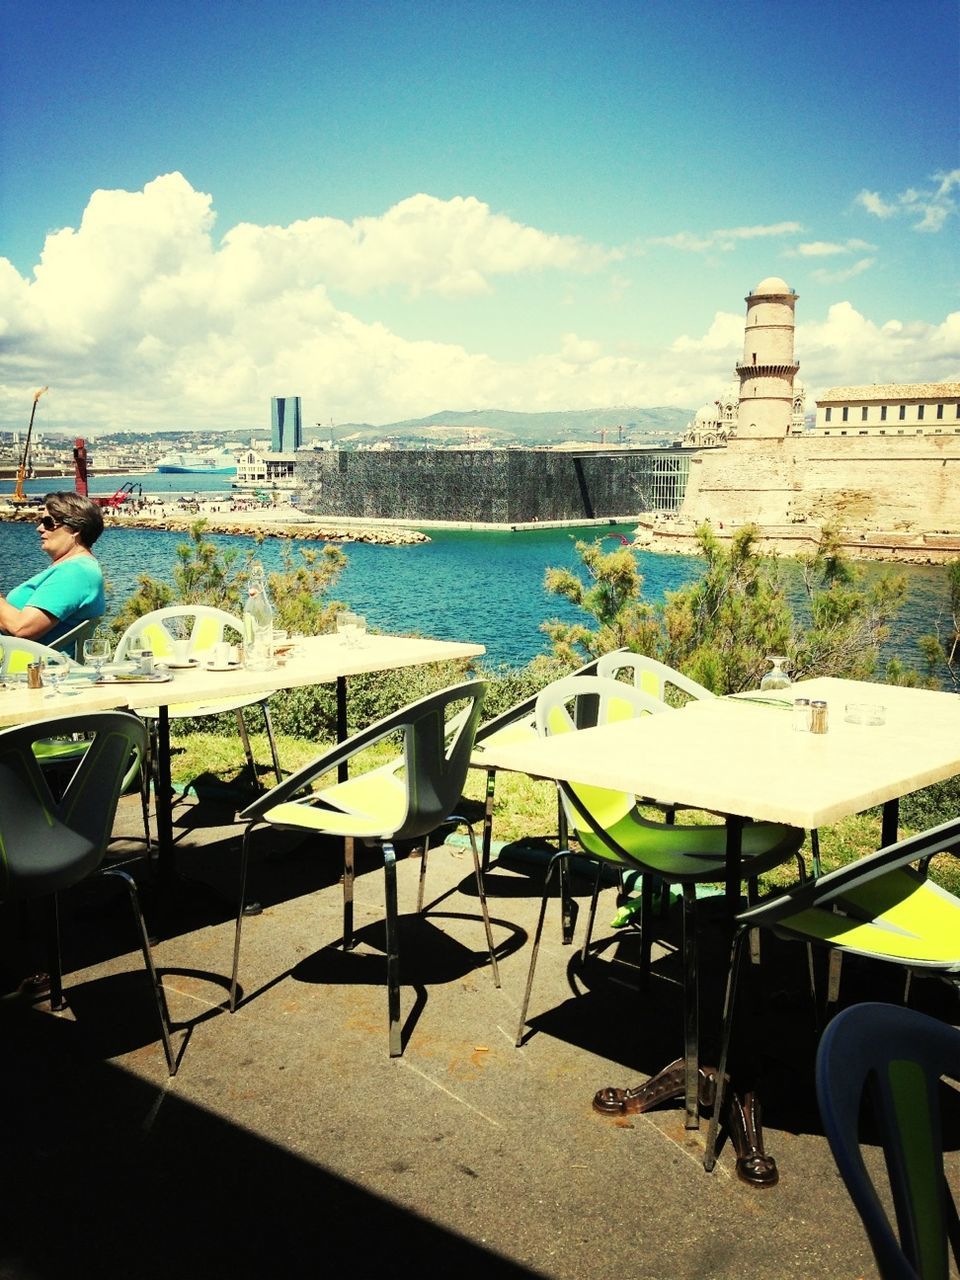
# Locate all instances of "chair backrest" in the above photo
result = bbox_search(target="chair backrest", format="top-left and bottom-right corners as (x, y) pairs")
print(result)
(114, 605), (244, 661)
(534, 675), (668, 862)
(734, 814), (960, 954)
(241, 680), (487, 842)
(49, 615), (103, 662)
(596, 652), (715, 706)
(0, 711), (148, 886)
(0, 761), (99, 900)
(0, 635), (75, 676)
(815, 1002), (960, 1280)
(472, 649), (627, 754)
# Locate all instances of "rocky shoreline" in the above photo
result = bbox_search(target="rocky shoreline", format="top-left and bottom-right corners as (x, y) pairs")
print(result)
(0, 503), (430, 546)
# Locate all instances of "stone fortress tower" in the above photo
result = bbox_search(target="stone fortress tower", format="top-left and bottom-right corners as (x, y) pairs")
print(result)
(639, 275), (960, 561)
(735, 277), (799, 440)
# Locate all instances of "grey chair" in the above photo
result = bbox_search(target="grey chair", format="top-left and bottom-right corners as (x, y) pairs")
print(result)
(0, 711), (176, 1074)
(230, 680), (499, 1056)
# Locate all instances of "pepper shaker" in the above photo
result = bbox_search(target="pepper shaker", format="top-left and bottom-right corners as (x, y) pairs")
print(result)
(810, 700), (829, 734)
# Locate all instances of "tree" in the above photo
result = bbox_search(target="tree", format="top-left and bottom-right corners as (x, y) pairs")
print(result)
(108, 520), (348, 643)
(542, 524), (908, 694)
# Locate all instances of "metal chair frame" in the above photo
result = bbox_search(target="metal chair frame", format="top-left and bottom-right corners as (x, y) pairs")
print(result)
(0, 711), (175, 1074)
(230, 679), (500, 1056)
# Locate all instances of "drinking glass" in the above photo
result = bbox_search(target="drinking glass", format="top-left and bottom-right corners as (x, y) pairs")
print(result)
(336, 611), (357, 646)
(43, 661), (65, 698)
(760, 655), (791, 692)
(353, 615), (367, 647)
(83, 637), (110, 675)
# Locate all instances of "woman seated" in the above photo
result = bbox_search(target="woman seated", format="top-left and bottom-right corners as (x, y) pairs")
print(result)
(0, 492), (105, 645)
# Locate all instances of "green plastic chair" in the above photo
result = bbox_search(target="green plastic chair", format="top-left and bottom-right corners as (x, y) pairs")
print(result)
(815, 1002), (960, 1280)
(229, 679), (500, 1056)
(704, 817), (960, 1174)
(114, 605), (282, 791)
(595, 652), (716, 707)
(0, 635), (150, 848)
(518, 675), (806, 1128)
(0, 712), (176, 1074)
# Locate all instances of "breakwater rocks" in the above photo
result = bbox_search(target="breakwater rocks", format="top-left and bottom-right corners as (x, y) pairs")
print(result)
(0, 505), (430, 546)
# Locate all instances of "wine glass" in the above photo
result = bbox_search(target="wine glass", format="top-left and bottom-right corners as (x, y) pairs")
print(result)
(43, 660), (65, 698)
(760, 655), (791, 692)
(83, 637), (110, 676)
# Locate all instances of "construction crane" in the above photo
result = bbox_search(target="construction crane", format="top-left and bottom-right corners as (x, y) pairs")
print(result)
(592, 427), (608, 445)
(12, 386), (48, 503)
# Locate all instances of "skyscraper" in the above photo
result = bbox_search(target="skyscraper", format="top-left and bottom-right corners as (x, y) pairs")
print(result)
(271, 396), (303, 452)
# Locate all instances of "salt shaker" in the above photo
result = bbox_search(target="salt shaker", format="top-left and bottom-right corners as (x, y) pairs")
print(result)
(139, 648), (155, 675)
(792, 697), (810, 732)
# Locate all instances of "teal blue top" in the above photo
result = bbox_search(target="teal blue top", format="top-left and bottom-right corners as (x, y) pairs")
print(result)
(6, 556), (105, 644)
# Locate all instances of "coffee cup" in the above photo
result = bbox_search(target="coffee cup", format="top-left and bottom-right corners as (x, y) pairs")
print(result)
(171, 638), (191, 664)
(213, 642), (232, 667)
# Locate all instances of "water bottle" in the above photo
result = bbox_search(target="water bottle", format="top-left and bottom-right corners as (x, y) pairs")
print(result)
(243, 561), (275, 670)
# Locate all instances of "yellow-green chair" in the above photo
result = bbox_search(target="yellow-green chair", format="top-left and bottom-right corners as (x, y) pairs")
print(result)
(229, 679), (500, 1056)
(520, 675), (805, 1128)
(704, 816), (960, 1173)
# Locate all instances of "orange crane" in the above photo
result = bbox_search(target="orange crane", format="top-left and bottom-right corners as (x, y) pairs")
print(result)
(12, 386), (48, 503)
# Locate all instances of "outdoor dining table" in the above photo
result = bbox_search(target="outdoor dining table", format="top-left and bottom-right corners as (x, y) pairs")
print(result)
(476, 675), (960, 911)
(0, 633), (485, 879)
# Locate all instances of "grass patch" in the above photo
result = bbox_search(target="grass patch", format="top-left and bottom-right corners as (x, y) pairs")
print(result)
(167, 728), (960, 896)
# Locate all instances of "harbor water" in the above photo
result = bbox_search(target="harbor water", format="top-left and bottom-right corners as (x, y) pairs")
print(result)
(1, 474), (953, 671)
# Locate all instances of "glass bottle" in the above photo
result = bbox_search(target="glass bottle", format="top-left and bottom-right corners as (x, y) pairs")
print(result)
(760, 655), (791, 692)
(243, 561), (275, 670)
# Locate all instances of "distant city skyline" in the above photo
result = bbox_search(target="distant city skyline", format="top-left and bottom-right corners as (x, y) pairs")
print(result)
(1, 0), (957, 436)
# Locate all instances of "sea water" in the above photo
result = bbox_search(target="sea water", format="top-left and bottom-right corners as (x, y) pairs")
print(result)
(2, 475), (952, 671)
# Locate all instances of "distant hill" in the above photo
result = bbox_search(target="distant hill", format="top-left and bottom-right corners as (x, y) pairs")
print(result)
(306, 406), (692, 447)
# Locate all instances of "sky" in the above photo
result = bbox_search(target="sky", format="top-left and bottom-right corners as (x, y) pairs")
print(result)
(1, 0), (958, 436)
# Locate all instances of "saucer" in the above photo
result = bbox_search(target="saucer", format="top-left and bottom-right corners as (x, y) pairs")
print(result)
(165, 658), (197, 669)
(206, 660), (242, 672)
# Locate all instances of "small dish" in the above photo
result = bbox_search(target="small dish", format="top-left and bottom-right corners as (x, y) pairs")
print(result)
(844, 703), (886, 726)
(164, 658), (198, 669)
(206, 660), (243, 672)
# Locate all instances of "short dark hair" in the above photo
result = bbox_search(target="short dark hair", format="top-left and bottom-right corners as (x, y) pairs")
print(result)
(43, 491), (104, 548)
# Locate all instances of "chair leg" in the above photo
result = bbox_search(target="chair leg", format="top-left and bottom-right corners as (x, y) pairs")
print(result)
(681, 884), (700, 1130)
(383, 840), (402, 1057)
(559, 855), (577, 945)
(639, 873), (654, 988)
(580, 861), (604, 963)
(101, 867), (177, 1076)
(481, 768), (496, 873)
(453, 816), (500, 988)
(516, 852), (566, 1046)
(416, 835), (430, 913)
(45, 894), (65, 1012)
(810, 829), (822, 879)
(261, 701), (283, 785)
(342, 836), (356, 949)
(138, 759), (152, 855)
(229, 825), (257, 1011)
(235, 710), (259, 790)
(704, 928), (749, 1172)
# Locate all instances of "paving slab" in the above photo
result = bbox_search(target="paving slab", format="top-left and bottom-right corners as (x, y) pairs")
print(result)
(1, 789), (958, 1280)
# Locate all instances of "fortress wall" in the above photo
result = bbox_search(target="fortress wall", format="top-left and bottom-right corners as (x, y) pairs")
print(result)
(681, 435), (960, 532)
(298, 450), (672, 523)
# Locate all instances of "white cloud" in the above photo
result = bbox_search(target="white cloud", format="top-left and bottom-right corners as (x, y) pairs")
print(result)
(649, 222), (803, 253)
(790, 238), (876, 257)
(0, 175), (956, 431)
(810, 257), (876, 284)
(856, 169), (960, 232)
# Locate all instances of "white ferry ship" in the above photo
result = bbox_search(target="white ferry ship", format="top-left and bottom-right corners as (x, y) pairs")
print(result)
(156, 450), (238, 476)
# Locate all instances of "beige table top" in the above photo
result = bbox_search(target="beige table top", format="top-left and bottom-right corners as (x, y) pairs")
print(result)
(0, 633), (485, 726)
(477, 676), (960, 831)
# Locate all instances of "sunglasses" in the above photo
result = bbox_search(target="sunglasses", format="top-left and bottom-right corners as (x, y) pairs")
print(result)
(39, 514), (67, 532)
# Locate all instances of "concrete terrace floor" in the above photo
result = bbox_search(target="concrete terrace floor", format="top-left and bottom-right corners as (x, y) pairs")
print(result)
(2, 786), (958, 1280)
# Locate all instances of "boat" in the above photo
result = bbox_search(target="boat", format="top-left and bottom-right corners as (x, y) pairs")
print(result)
(156, 450), (237, 476)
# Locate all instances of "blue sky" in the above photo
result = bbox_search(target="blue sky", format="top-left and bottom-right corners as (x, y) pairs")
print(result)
(1, 0), (957, 434)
